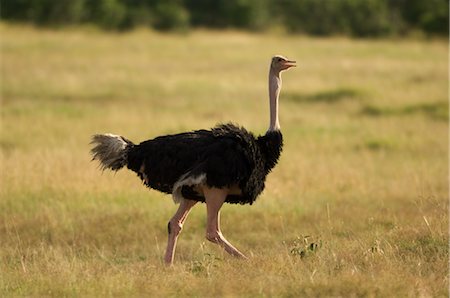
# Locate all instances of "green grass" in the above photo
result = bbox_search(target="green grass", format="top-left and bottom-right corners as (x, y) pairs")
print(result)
(361, 101), (449, 121)
(285, 86), (366, 103)
(1, 23), (448, 296)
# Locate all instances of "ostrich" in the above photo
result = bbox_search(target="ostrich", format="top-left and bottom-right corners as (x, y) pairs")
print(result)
(90, 55), (296, 264)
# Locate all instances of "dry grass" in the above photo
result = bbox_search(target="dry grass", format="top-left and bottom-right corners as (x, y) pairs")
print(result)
(1, 23), (448, 296)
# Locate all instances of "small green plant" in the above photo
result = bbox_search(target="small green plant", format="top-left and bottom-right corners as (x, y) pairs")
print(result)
(188, 253), (221, 276)
(368, 240), (385, 255)
(288, 235), (322, 259)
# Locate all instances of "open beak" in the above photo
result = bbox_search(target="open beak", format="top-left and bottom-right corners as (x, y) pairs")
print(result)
(282, 60), (297, 69)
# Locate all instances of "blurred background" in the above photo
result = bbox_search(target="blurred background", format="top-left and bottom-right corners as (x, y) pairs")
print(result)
(1, 1), (448, 296)
(1, 0), (448, 37)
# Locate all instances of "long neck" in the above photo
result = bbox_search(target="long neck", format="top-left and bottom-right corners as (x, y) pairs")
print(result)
(268, 68), (281, 132)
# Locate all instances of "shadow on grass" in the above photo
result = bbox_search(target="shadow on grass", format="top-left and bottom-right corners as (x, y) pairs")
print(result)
(360, 101), (449, 121)
(360, 138), (397, 152)
(352, 137), (399, 153)
(285, 87), (365, 104)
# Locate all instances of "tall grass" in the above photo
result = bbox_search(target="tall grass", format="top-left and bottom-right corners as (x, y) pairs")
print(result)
(1, 23), (448, 296)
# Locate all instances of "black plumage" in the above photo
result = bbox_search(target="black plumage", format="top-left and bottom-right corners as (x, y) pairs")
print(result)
(124, 123), (282, 205)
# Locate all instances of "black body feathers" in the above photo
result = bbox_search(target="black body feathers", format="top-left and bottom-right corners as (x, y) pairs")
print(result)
(123, 123), (282, 205)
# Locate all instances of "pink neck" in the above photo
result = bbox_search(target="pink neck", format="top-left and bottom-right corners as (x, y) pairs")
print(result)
(268, 68), (281, 132)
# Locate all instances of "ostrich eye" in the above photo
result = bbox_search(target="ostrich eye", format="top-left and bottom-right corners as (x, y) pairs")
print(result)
(277, 57), (283, 62)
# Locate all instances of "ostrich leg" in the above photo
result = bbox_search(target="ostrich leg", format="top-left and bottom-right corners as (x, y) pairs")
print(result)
(203, 187), (247, 259)
(164, 198), (197, 265)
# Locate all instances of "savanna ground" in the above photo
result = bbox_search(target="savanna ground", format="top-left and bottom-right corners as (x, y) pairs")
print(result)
(0, 23), (448, 296)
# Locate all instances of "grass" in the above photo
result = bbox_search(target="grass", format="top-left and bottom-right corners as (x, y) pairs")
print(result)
(1, 23), (448, 296)
(285, 86), (366, 103)
(361, 101), (449, 121)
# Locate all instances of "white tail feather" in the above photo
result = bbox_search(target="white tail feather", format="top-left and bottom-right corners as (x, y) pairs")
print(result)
(90, 133), (131, 171)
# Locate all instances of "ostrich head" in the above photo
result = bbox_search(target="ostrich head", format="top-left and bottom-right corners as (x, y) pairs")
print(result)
(271, 55), (296, 73)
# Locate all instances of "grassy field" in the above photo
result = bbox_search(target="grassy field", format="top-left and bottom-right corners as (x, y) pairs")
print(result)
(1, 23), (448, 296)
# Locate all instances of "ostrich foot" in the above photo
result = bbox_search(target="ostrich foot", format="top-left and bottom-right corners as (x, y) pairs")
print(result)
(206, 231), (248, 259)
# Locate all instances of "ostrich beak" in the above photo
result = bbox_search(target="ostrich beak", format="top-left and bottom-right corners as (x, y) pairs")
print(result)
(282, 60), (296, 70)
